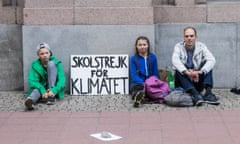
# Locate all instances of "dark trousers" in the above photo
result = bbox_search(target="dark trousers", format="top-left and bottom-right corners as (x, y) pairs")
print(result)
(174, 70), (213, 92)
(131, 84), (144, 99)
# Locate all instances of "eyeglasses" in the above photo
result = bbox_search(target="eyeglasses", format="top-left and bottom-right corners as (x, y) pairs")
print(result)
(185, 35), (195, 38)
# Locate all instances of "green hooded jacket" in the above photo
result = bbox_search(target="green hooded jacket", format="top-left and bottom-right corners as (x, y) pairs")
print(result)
(27, 57), (66, 99)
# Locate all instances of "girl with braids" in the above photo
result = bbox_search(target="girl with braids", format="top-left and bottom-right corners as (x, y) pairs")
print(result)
(130, 36), (159, 107)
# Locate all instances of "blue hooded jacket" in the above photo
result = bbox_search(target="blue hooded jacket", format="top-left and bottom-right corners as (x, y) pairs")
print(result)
(130, 53), (159, 89)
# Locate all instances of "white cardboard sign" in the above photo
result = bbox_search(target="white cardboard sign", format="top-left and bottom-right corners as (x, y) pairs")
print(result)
(70, 55), (129, 95)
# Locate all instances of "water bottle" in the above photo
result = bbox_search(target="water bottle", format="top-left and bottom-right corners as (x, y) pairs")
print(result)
(169, 69), (175, 89)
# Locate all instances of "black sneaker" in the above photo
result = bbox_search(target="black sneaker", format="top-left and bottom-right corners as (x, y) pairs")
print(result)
(131, 90), (138, 100)
(193, 94), (204, 106)
(203, 93), (220, 105)
(230, 88), (240, 94)
(25, 98), (34, 110)
(133, 90), (145, 108)
(46, 97), (56, 105)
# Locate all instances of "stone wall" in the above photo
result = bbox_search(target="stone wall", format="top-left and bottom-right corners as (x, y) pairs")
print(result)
(0, 25), (23, 90)
(2, 0), (240, 25)
(22, 25), (155, 92)
(22, 24), (240, 91)
(2, 0), (240, 91)
(23, 0), (154, 25)
(0, 0), (23, 24)
(155, 24), (240, 88)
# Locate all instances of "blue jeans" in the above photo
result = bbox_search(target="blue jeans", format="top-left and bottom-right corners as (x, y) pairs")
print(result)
(174, 70), (213, 92)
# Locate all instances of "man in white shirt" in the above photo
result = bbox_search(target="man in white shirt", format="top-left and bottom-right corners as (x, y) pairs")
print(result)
(172, 26), (219, 106)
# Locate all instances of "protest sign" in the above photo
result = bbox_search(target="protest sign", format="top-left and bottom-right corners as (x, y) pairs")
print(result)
(70, 55), (129, 95)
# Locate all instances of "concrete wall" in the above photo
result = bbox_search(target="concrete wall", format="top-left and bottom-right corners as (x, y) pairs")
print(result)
(22, 24), (240, 91)
(0, 0), (24, 90)
(3, 0), (240, 91)
(22, 25), (155, 92)
(155, 24), (239, 88)
(0, 24), (23, 90)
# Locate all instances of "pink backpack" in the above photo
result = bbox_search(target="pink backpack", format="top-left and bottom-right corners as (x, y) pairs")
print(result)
(144, 76), (171, 103)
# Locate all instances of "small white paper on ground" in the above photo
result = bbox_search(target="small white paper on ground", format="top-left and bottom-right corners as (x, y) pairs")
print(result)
(90, 132), (122, 141)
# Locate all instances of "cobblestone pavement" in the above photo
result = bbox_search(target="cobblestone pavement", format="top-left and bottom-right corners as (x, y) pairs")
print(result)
(0, 89), (239, 112)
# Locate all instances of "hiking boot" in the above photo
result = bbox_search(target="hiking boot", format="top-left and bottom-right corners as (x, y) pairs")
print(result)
(230, 88), (240, 95)
(192, 93), (204, 106)
(133, 91), (145, 108)
(203, 93), (220, 105)
(25, 98), (34, 110)
(46, 97), (56, 105)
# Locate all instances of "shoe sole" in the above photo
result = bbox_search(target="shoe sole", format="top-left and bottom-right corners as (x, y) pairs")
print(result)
(46, 102), (55, 105)
(230, 88), (240, 94)
(205, 100), (220, 105)
(25, 99), (34, 110)
(133, 91), (144, 108)
(47, 97), (56, 105)
(195, 100), (204, 106)
(230, 91), (240, 95)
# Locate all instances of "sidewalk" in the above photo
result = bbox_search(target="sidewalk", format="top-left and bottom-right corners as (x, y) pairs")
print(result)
(0, 89), (240, 144)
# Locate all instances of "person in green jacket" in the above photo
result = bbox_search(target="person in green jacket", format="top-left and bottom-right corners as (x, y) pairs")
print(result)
(25, 43), (66, 110)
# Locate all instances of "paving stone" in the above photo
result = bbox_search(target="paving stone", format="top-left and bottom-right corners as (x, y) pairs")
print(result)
(0, 89), (239, 112)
